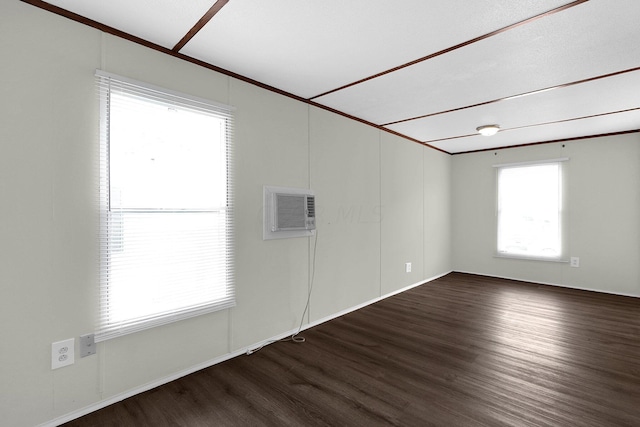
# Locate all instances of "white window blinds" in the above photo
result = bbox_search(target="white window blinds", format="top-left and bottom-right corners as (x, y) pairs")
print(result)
(96, 71), (234, 342)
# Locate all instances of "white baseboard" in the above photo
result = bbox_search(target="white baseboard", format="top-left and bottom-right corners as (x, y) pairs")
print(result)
(454, 270), (639, 299)
(40, 349), (245, 427)
(41, 270), (451, 427)
(304, 270), (452, 331)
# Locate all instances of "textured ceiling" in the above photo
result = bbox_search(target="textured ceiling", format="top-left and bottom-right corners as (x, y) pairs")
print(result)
(29, 0), (640, 153)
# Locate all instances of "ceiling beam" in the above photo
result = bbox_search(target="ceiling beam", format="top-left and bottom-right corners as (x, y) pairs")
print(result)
(453, 129), (640, 155)
(309, 0), (589, 100)
(20, 0), (627, 156)
(172, 0), (229, 52)
(17, 0), (450, 155)
(382, 66), (640, 127)
(421, 108), (640, 146)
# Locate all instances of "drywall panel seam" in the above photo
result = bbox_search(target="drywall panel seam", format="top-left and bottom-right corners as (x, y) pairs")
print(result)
(378, 131), (384, 296)
(423, 146), (426, 278)
(307, 104), (313, 325)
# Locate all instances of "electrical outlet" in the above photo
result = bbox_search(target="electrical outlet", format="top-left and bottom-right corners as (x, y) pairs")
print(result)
(570, 257), (580, 268)
(405, 262), (412, 273)
(52, 338), (75, 370)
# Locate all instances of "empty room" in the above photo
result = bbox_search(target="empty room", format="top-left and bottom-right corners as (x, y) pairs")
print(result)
(1, 1), (639, 426)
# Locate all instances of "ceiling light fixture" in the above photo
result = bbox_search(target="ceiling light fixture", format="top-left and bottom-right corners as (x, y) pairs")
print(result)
(476, 124), (500, 136)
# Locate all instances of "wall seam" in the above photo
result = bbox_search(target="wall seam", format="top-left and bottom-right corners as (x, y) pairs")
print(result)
(423, 146), (426, 278)
(379, 130), (383, 297)
(308, 104), (312, 324)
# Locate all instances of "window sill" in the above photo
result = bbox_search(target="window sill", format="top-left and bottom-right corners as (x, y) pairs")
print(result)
(494, 253), (569, 263)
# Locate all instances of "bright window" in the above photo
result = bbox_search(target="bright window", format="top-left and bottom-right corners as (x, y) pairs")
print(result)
(496, 160), (566, 260)
(96, 71), (234, 341)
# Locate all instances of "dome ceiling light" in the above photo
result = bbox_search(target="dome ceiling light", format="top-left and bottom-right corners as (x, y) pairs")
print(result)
(476, 124), (500, 136)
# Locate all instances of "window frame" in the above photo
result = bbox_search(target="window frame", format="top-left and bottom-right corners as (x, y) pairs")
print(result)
(494, 158), (569, 263)
(96, 70), (235, 342)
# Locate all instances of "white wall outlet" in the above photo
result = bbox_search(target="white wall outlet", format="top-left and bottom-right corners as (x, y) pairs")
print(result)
(52, 338), (75, 370)
(570, 257), (580, 268)
(405, 262), (412, 273)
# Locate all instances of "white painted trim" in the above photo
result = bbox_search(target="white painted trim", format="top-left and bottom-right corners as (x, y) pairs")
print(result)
(40, 349), (250, 427)
(492, 157), (569, 168)
(493, 254), (569, 263)
(95, 69), (235, 111)
(245, 272), (452, 354)
(454, 270), (640, 299)
(304, 271), (452, 331)
(39, 270), (452, 427)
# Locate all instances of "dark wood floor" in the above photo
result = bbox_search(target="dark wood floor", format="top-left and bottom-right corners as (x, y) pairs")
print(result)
(63, 273), (640, 426)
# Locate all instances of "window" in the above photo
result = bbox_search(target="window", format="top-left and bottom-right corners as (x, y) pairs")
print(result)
(96, 71), (234, 341)
(496, 159), (567, 261)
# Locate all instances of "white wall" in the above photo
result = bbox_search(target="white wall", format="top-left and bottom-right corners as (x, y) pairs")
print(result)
(452, 135), (640, 297)
(0, 2), (452, 426)
(309, 108), (382, 319)
(380, 134), (425, 293)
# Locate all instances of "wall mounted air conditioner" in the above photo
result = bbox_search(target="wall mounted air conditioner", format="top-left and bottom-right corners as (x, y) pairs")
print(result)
(263, 186), (316, 240)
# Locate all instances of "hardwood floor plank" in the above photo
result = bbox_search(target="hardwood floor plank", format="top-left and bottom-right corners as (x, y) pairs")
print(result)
(62, 273), (640, 426)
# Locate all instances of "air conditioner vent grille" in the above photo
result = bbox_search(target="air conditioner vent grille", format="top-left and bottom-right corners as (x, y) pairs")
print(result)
(263, 186), (315, 240)
(307, 196), (315, 218)
(276, 194), (306, 230)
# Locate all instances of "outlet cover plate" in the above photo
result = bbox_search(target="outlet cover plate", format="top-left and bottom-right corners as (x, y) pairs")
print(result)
(52, 338), (75, 369)
(570, 257), (580, 268)
(80, 334), (96, 358)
